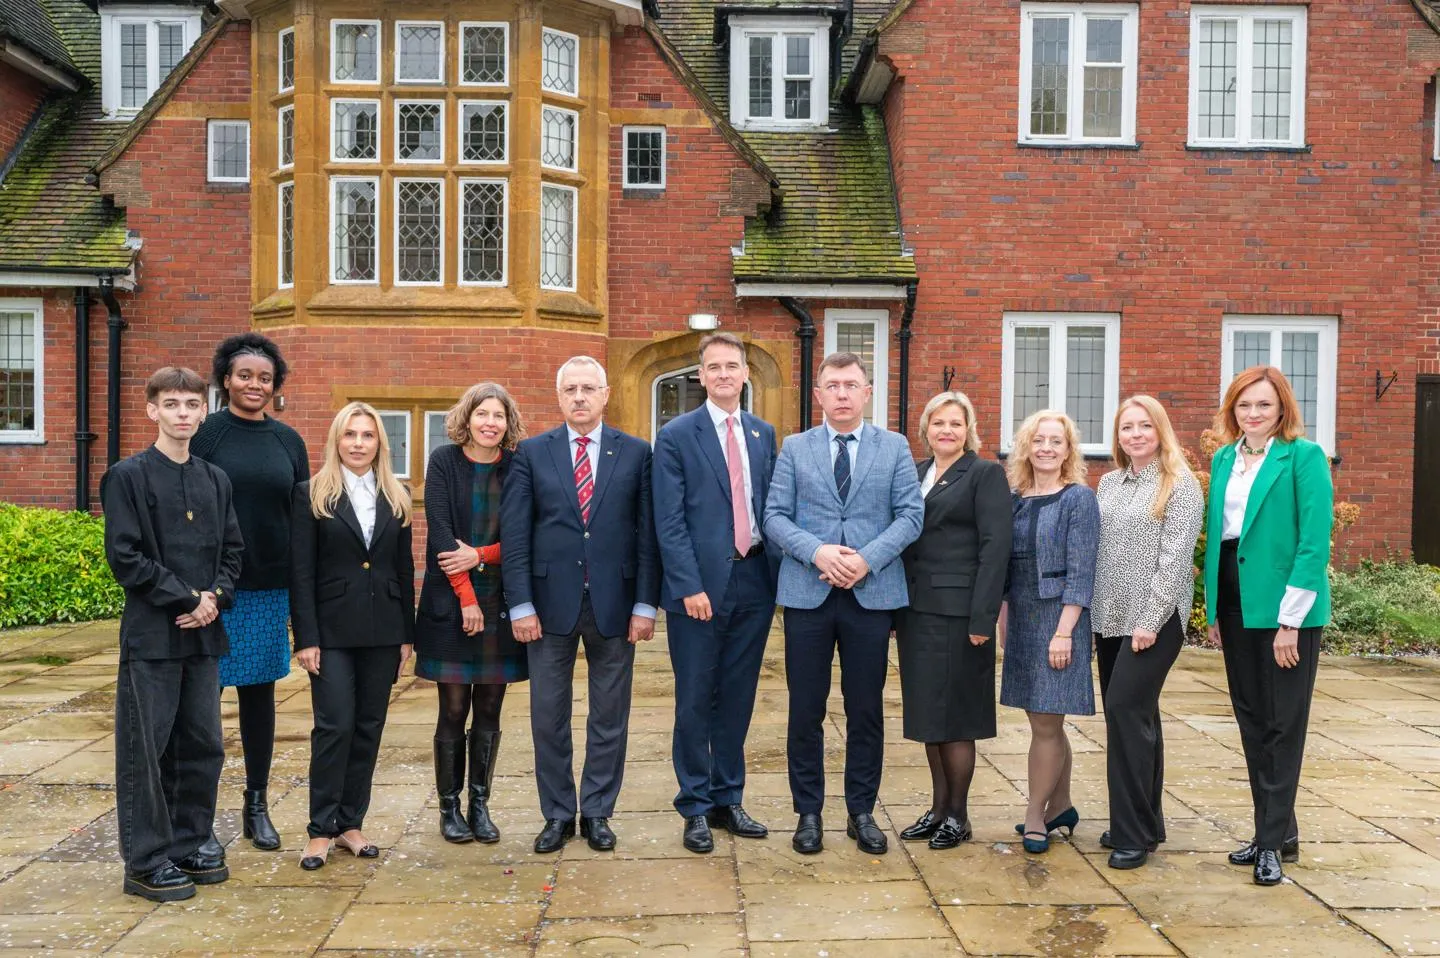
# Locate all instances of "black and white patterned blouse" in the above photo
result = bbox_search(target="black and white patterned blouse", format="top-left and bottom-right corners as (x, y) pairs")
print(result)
(1092, 461), (1205, 637)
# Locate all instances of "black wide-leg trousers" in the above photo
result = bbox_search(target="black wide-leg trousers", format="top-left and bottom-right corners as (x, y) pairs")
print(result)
(306, 645), (401, 838)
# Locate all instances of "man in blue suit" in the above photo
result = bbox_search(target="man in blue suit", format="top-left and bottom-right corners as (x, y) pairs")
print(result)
(500, 356), (660, 854)
(654, 332), (779, 854)
(763, 351), (924, 855)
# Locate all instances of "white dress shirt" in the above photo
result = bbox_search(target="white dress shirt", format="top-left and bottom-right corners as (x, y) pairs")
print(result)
(919, 461), (938, 496)
(705, 399), (762, 543)
(1221, 437), (1316, 628)
(824, 421), (864, 470)
(343, 468), (377, 548)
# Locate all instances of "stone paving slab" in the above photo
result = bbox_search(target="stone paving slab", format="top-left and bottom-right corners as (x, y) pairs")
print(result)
(0, 620), (1437, 955)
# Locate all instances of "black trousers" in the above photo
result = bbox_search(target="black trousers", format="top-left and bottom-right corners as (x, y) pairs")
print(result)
(1217, 540), (1320, 849)
(114, 654), (224, 873)
(1099, 613), (1183, 851)
(784, 588), (893, 816)
(307, 645), (401, 838)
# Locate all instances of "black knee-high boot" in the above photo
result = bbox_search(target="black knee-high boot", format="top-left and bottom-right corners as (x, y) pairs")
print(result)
(467, 729), (501, 843)
(434, 738), (472, 843)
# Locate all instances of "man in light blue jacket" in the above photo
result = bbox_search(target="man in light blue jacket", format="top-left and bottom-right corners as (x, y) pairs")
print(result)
(763, 351), (924, 855)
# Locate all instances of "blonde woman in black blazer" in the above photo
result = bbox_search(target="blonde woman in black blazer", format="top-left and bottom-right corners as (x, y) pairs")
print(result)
(291, 402), (414, 870)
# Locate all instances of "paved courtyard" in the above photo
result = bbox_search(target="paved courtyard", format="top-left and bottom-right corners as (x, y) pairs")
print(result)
(0, 619), (1438, 956)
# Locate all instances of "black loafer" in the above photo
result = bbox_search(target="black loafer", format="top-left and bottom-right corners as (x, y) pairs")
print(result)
(1253, 848), (1284, 885)
(792, 813), (823, 854)
(846, 813), (888, 855)
(900, 810), (940, 841)
(174, 848), (229, 885)
(1108, 848), (1149, 870)
(683, 815), (714, 853)
(927, 816), (971, 850)
(1101, 830), (1158, 852)
(1229, 837), (1299, 866)
(580, 816), (616, 851)
(534, 818), (576, 854)
(707, 804), (768, 838)
(123, 862), (196, 902)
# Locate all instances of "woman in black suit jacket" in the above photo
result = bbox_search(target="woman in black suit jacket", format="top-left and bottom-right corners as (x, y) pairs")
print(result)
(897, 392), (1013, 848)
(290, 402), (414, 870)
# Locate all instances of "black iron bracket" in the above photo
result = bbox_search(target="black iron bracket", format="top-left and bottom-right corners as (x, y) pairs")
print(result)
(1375, 369), (1398, 401)
(942, 365), (956, 391)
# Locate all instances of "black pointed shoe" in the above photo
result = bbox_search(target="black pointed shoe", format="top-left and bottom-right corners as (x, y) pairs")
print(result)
(683, 815), (714, 853)
(846, 813), (889, 855)
(123, 863), (196, 902)
(242, 788), (281, 850)
(580, 816), (616, 851)
(927, 816), (972, 850)
(434, 737), (473, 844)
(466, 728), (502, 843)
(900, 810), (941, 841)
(707, 804), (768, 838)
(1253, 848), (1284, 885)
(1229, 837), (1299, 866)
(1108, 848), (1149, 870)
(534, 818), (576, 854)
(792, 813), (823, 855)
(174, 847), (229, 884)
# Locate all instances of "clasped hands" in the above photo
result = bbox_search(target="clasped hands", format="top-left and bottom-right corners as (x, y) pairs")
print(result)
(814, 544), (870, 590)
(175, 591), (219, 629)
(512, 613), (655, 646)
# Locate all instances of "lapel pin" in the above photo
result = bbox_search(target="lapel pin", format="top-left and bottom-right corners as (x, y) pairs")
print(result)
(938, 480), (947, 486)
(751, 429), (759, 438)
(606, 450), (614, 456)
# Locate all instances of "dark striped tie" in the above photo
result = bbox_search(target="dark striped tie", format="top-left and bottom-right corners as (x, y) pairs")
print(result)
(574, 436), (594, 524)
(834, 433), (855, 502)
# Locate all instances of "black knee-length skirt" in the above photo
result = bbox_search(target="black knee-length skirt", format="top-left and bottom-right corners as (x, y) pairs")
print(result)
(896, 609), (997, 742)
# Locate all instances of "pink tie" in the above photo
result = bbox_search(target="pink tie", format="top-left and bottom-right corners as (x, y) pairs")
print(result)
(726, 417), (752, 555)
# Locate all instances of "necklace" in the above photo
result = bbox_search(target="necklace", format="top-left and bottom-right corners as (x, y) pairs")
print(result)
(1240, 437), (1266, 456)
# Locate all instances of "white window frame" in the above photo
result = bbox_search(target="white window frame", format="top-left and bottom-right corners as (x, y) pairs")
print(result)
(728, 16), (830, 131)
(1220, 315), (1337, 454)
(331, 98), (381, 163)
(394, 20), (445, 84)
(206, 120), (250, 183)
(458, 178), (510, 288)
(0, 298), (43, 444)
(622, 125), (666, 189)
(278, 26), (295, 93)
(375, 410), (413, 479)
(329, 175), (381, 286)
(1017, 3), (1138, 146)
(330, 19), (382, 85)
(393, 99), (446, 165)
(277, 181), (294, 289)
(458, 100), (509, 165)
(100, 7), (202, 115)
(823, 309), (890, 428)
(651, 364), (754, 439)
(393, 177), (445, 287)
(541, 105), (580, 173)
(1187, 5), (1307, 149)
(459, 21), (510, 87)
(424, 410), (450, 474)
(278, 105), (294, 169)
(541, 27), (580, 97)
(539, 182), (578, 293)
(1000, 312), (1121, 455)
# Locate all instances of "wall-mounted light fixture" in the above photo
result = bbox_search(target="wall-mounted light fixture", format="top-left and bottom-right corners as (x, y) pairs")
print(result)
(687, 313), (719, 331)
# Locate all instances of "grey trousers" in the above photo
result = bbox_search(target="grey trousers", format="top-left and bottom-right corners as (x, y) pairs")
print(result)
(527, 595), (635, 820)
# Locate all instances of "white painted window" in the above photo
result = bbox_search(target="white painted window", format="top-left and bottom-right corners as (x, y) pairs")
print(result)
(459, 101), (508, 163)
(1189, 6), (1307, 148)
(623, 126), (665, 188)
(100, 8), (202, 115)
(425, 411), (450, 469)
(395, 100), (444, 163)
(278, 27), (294, 92)
(331, 19), (381, 84)
(823, 309), (890, 428)
(396, 21), (443, 83)
(278, 105), (294, 168)
(460, 22), (509, 85)
(375, 410), (412, 479)
(539, 183), (577, 291)
(278, 181), (294, 289)
(541, 28), (579, 96)
(1018, 3), (1138, 145)
(0, 299), (42, 443)
(1221, 315), (1337, 454)
(541, 106), (579, 172)
(459, 179), (508, 286)
(331, 98), (380, 162)
(395, 178), (444, 286)
(206, 120), (249, 183)
(1001, 313), (1120, 454)
(330, 176), (379, 284)
(728, 17), (830, 130)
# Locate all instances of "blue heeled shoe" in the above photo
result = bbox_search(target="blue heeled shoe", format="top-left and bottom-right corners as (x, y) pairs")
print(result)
(1022, 830), (1050, 854)
(1013, 806), (1080, 839)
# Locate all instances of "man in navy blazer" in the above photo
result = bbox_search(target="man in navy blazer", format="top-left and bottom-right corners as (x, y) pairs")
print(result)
(653, 333), (780, 854)
(500, 356), (660, 854)
(763, 351), (924, 855)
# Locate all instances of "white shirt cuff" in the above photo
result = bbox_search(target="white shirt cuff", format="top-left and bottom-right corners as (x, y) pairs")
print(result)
(509, 602), (537, 621)
(631, 604), (657, 620)
(1277, 587), (1316, 628)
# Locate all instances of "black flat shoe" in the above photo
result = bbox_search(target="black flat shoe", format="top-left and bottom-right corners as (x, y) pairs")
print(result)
(683, 815), (714, 853)
(1229, 837), (1299, 865)
(123, 863), (195, 902)
(846, 813), (888, 855)
(707, 804), (768, 838)
(1101, 831), (1158, 852)
(927, 816), (971, 850)
(900, 810), (941, 841)
(174, 847), (229, 885)
(1108, 848), (1148, 870)
(299, 839), (332, 871)
(534, 818), (576, 854)
(580, 816), (616, 851)
(1253, 848), (1284, 885)
(792, 813), (823, 854)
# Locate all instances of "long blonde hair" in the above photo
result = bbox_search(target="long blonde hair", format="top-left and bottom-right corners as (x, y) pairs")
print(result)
(1007, 409), (1087, 494)
(308, 402), (412, 525)
(1112, 395), (1194, 520)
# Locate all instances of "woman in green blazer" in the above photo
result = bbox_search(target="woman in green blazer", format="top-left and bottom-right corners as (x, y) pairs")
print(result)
(1203, 366), (1333, 887)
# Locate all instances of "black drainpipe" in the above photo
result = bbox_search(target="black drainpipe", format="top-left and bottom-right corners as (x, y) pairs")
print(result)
(73, 287), (96, 510)
(778, 297), (816, 429)
(98, 277), (126, 467)
(896, 281), (917, 437)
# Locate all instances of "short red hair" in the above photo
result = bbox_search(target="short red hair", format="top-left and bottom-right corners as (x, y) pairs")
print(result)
(1214, 365), (1306, 444)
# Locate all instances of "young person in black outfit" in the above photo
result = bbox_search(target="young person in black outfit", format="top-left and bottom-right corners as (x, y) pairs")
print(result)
(191, 333), (308, 850)
(290, 402), (414, 870)
(102, 367), (244, 902)
(416, 383), (528, 843)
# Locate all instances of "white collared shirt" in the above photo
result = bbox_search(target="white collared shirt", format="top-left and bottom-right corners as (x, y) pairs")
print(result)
(920, 461), (938, 496)
(566, 421), (604, 476)
(343, 468), (377, 547)
(1221, 437), (1315, 628)
(824, 420), (864, 470)
(705, 399), (761, 542)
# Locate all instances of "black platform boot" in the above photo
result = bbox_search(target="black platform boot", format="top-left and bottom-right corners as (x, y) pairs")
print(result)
(242, 789), (281, 850)
(434, 737), (473, 843)
(467, 728), (501, 843)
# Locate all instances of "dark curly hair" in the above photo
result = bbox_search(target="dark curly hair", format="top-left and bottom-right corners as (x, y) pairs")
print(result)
(211, 332), (289, 394)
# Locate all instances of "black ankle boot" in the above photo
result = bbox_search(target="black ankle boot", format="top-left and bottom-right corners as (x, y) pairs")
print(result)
(242, 789), (281, 850)
(434, 738), (472, 843)
(467, 728), (501, 843)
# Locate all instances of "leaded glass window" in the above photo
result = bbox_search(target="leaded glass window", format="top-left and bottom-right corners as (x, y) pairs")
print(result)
(333, 21), (379, 83)
(540, 184), (575, 290)
(397, 22), (443, 82)
(396, 179), (443, 284)
(541, 106), (577, 171)
(332, 99), (379, 161)
(1003, 314), (1120, 452)
(158, 22), (185, 80)
(462, 23), (508, 84)
(279, 28), (295, 91)
(121, 23), (147, 109)
(623, 127), (664, 188)
(541, 28), (578, 95)
(278, 182), (294, 287)
(207, 121), (249, 182)
(460, 180), (507, 284)
(396, 101), (443, 162)
(747, 36), (772, 119)
(278, 106), (294, 168)
(332, 178), (378, 282)
(1190, 7), (1306, 147)
(460, 102), (507, 162)
(0, 309), (39, 437)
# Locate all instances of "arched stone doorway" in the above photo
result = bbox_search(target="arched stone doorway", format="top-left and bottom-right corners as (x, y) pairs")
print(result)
(652, 364), (753, 436)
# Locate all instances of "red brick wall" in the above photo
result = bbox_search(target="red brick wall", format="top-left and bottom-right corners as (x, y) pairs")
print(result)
(0, 62), (48, 160)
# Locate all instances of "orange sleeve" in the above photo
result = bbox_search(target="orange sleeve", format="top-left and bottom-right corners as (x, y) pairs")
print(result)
(477, 542), (501, 564)
(448, 571), (478, 608)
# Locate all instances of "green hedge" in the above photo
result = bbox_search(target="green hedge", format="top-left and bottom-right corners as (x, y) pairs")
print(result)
(0, 503), (124, 628)
(1326, 559), (1440, 654)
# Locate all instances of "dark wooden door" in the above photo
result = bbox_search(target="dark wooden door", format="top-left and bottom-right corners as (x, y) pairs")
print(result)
(1415, 376), (1440, 565)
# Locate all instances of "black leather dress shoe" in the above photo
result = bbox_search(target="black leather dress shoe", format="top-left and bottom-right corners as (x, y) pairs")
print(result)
(174, 847), (229, 884)
(534, 818), (576, 854)
(580, 816), (616, 851)
(927, 816), (971, 850)
(846, 813), (889, 854)
(123, 862), (196, 902)
(683, 815), (714, 853)
(707, 804), (768, 838)
(1253, 848), (1284, 885)
(1229, 837), (1299, 865)
(792, 813), (823, 854)
(900, 810), (940, 841)
(1100, 831), (1158, 852)
(1108, 848), (1148, 870)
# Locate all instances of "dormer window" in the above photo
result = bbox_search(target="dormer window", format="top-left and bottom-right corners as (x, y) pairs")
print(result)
(728, 16), (830, 130)
(100, 6), (203, 115)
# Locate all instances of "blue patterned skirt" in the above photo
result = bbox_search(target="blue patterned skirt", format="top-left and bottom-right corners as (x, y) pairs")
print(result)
(999, 557), (1096, 716)
(217, 589), (293, 687)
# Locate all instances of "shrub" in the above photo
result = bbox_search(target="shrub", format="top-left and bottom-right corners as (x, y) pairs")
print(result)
(1327, 559), (1440, 654)
(0, 503), (124, 628)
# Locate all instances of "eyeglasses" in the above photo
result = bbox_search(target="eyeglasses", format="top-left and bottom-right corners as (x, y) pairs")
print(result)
(820, 381), (867, 394)
(560, 384), (605, 398)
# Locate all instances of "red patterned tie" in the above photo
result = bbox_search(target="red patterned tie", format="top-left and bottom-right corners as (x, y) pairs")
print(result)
(574, 435), (594, 524)
(726, 417), (752, 555)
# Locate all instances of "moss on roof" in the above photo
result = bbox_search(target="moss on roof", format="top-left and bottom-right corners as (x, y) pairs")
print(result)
(0, 0), (82, 79)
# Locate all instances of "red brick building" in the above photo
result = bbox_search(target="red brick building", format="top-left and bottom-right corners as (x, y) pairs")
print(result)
(1, 0), (1437, 560)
